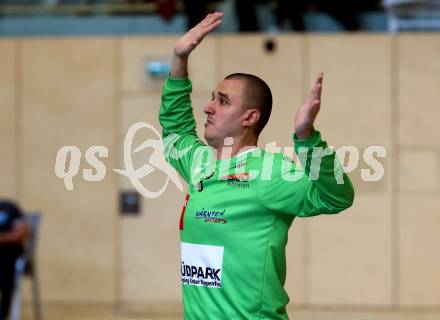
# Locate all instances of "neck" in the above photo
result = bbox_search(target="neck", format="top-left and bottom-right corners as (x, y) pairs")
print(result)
(214, 134), (258, 160)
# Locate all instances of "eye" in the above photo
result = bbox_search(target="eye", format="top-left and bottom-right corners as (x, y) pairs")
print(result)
(219, 98), (225, 105)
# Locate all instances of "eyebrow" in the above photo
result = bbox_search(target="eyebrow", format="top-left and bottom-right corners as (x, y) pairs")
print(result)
(216, 91), (231, 103)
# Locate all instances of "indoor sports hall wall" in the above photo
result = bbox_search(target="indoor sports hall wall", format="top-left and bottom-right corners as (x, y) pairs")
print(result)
(0, 34), (439, 312)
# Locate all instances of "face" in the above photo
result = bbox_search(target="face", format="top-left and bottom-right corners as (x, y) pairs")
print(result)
(203, 78), (248, 148)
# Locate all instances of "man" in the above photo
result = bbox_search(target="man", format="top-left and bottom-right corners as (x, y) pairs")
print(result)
(0, 200), (30, 320)
(159, 12), (354, 319)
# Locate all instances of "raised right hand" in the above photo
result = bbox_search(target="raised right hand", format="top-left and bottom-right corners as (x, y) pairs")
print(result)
(174, 12), (223, 58)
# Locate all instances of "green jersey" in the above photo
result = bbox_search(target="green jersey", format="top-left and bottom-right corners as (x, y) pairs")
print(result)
(159, 76), (354, 320)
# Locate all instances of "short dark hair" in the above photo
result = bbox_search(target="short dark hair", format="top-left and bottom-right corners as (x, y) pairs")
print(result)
(224, 73), (272, 135)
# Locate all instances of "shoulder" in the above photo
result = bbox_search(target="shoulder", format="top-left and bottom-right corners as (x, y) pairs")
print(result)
(260, 149), (295, 165)
(251, 150), (297, 181)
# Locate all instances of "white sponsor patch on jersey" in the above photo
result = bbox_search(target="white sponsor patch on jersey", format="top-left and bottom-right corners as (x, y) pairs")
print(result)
(180, 242), (224, 288)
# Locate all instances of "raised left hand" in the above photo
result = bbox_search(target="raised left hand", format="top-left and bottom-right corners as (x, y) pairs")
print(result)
(294, 72), (323, 139)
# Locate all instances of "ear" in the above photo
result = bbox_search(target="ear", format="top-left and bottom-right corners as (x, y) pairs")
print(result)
(241, 108), (260, 128)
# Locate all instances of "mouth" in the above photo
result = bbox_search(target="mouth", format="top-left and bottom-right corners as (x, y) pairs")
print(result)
(205, 118), (214, 127)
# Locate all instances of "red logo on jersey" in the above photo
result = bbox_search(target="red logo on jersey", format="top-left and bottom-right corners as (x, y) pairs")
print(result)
(179, 194), (190, 230)
(220, 172), (250, 181)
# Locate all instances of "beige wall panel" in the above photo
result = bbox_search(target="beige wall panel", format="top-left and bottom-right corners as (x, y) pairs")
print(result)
(119, 94), (209, 304)
(308, 195), (392, 305)
(20, 38), (117, 302)
(118, 92), (183, 306)
(219, 34), (307, 304)
(121, 37), (217, 94)
(400, 196), (440, 305)
(218, 35), (304, 148)
(399, 149), (439, 194)
(307, 35), (392, 305)
(308, 35), (392, 147)
(397, 37), (440, 305)
(323, 144), (389, 195)
(399, 35), (440, 146)
(0, 40), (17, 199)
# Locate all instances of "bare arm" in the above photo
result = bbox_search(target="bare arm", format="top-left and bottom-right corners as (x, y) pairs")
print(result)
(0, 220), (31, 244)
(170, 12), (223, 78)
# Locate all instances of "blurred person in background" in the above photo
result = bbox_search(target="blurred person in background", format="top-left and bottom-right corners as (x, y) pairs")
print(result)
(235, 0), (259, 31)
(0, 200), (30, 320)
(276, 0), (362, 31)
(128, 0), (221, 30)
(235, 0), (382, 32)
(182, 0), (211, 29)
(179, 0), (223, 30)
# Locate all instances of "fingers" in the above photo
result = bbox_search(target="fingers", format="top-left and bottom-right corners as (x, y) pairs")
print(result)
(204, 12), (224, 24)
(204, 18), (223, 34)
(310, 99), (321, 116)
(315, 72), (324, 86)
(188, 12), (223, 44)
(307, 72), (324, 104)
(178, 12), (222, 56)
(296, 73), (323, 136)
(199, 12), (223, 31)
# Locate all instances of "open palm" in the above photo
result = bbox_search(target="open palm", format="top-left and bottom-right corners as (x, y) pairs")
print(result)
(295, 73), (323, 139)
(175, 12), (223, 58)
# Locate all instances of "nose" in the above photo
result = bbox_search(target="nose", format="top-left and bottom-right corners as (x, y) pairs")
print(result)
(203, 100), (215, 115)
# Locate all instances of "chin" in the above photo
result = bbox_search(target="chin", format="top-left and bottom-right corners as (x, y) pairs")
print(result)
(204, 134), (214, 146)
(204, 131), (217, 147)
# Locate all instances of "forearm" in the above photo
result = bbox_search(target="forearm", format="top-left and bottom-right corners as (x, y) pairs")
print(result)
(169, 12), (223, 78)
(170, 54), (189, 79)
(0, 224), (30, 244)
(159, 72), (201, 184)
(158, 11), (221, 182)
(159, 76), (196, 137)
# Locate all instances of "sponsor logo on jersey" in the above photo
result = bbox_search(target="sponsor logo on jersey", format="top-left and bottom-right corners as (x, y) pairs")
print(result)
(235, 160), (247, 169)
(195, 208), (227, 224)
(226, 180), (250, 189)
(221, 172), (250, 189)
(221, 172), (250, 181)
(180, 242), (224, 288)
